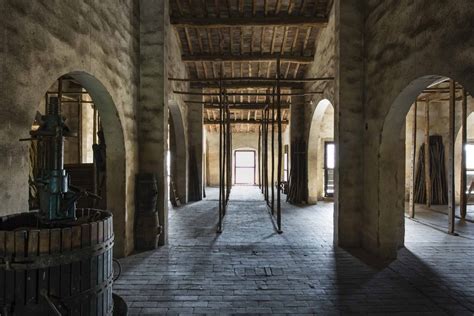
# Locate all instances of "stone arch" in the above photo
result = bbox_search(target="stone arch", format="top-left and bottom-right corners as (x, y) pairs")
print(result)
(307, 99), (335, 204)
(3, 70), (130, 257)
(378, 75), (474, 257)
(168, 100), (188, 203)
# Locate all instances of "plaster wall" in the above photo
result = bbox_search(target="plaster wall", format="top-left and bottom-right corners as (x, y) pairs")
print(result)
(206, 131), (289, 187)
(0, 0), (139, 257)
(364, 0), (474, 258)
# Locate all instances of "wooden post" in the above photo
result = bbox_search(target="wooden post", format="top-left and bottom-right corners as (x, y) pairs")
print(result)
(271, 89), (275, 214)
(276, 56), (282, 232)
(448, 79), (456, 234)
(409, 101), (417, 218)
(460, 88), (467, 219)
(258, 125), (261, 189)
(218, 77), (223, 233)
(424, 101), (431, 207)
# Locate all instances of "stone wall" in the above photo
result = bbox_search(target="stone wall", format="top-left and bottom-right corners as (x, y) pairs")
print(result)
(0, 0), (140, 257)
(364, 0), (474, 258)
(206, 130), (290, 187)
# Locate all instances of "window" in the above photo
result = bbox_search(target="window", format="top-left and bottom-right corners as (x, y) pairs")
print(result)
(324, 142), (335, 197)
(234, 150), (256, 185)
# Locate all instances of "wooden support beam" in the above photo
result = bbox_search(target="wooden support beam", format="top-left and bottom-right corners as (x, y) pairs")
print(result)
(204, 104), (290, 110)
(170, 16), (329, 28)
(448, 79), (456, 234)
(461, 88), (468, 219)
(424, 101), (431, 207)
(174, 90), (323, 97)
(409, 101), (417, 218)
(181, 53), (314, 63)
(169, 76), (334, 82)
(190, 81), (304, 89)
(204, 119), (288, 124)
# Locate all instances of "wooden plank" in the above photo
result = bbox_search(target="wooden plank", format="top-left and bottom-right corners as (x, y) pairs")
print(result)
(90, 222), (98, 316)
(60, 227), (72, 306)
(424, 101), (431, 207)
(182, 53), (315, 63)
(4, 232), (15, 306)
(15, 231), (27, 306)
(0, 231), (4, 307)
(460, 88), (468, 219)
(97, 220), (104, 316)
(81, 223), (91, 316)
(204, 118), (289, 124)
(71, 225), (82, 316)
(26, 230), (39, 305)
(170, 16), (329, 28)
(49, 228), (61, 305)
(409, 102), (417, 218)
(38, 230), (50, 308)
(448, 80), (456, 234)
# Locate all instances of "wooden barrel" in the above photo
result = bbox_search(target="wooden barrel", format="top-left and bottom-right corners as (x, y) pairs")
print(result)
(0, 209), (114, 316)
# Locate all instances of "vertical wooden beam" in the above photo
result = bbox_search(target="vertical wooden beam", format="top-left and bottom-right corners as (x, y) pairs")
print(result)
(448, 79), (456, 234)
(460, 88), (467, 219)
(424, 101), (431, 207)
(409, 101), (417, 218)
(218, 76), (223, 233)
(271, 90), (275, 214)
(276, 56), (282, 233)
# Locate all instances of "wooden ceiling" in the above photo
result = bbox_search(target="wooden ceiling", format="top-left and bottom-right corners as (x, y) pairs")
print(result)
(170, 0), (332, 132)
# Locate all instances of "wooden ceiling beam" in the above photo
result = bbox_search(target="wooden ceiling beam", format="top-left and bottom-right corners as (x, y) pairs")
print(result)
(204, 119), (289, 124)
(204, 104), (290, 110)
(181, 53), (314, 63)
(191, 81), (304, 89)
(171, 16), (329, 28)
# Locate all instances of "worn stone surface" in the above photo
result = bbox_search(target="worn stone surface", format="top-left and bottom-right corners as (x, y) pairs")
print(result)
(0, 0), (140, 257)
(333, 0), (365, 250)
(116, 186), (474, 315)
(364, 0), (474, 258)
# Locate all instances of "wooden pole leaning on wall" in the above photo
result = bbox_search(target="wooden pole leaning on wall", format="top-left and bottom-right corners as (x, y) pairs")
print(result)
(424, 100), (431, 207)
(460, 88), (468, 219)
(258, 125), (262, 190)
(276, 56), (283, 233)
(448, 79), (456, 234)
(409, 101), (417, 218)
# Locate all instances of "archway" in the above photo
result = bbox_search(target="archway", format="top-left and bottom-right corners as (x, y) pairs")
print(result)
(28, 72), (128, 256)
(307, 99), (335, 204)
(380, 75), (474, 257)
(168, 100), (188, 205)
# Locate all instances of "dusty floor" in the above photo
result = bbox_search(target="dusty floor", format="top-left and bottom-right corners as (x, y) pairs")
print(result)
(116, 186), (474, 315)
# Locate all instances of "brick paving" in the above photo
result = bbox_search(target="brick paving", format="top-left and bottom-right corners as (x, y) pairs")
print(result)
(115, 186), (474, 315)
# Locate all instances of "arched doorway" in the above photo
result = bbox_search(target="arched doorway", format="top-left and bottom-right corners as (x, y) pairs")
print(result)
(307, 99), (335, 204)
(380, 75), (474, 257)
(168, 100), (188, 205)
(27, 72), (128, 256)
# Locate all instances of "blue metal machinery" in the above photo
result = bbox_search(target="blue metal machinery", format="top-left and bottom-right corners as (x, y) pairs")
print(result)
(25, 97), (81, 221)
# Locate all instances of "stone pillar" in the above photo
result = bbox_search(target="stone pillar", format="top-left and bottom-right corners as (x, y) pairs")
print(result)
(334, 0), (365, 248)
(187, 89), (204, 201)
(138, 0), (169, 245)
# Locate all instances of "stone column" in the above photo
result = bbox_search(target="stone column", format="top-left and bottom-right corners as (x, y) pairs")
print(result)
(334, 0), (365, 248)
(187, 89), (204, 201)
(138, 0), (169, 245)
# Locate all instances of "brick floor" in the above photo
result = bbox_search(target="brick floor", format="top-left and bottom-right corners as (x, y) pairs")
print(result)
(115, 186), (474, 315)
